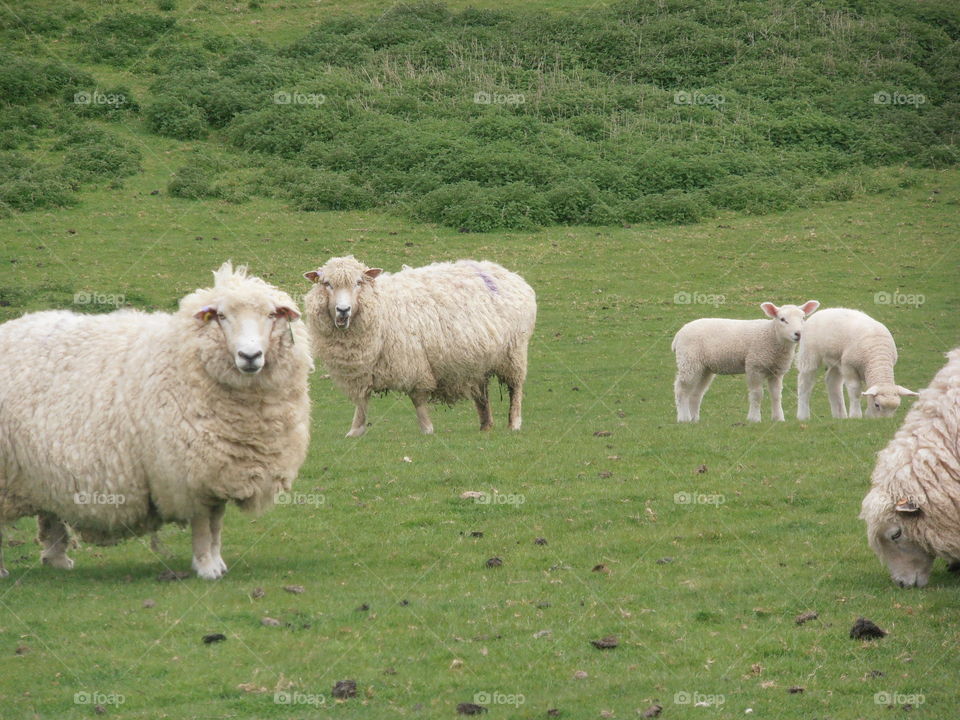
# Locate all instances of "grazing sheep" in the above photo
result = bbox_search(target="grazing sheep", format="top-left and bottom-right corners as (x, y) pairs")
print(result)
(673, 300), (820, 422)
(0, 263), (312, 580)
(796, 308), (916, 420)
(860, 348), (960, 588)
(302, 256), (536, 436)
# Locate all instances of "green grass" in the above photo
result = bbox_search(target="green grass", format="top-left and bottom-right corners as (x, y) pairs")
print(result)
(1, 155), (959, 717)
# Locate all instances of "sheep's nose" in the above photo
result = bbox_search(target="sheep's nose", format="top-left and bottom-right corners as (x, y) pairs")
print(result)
(793, 331), (801, 341)
(336, 305), (350, 315)
(238, 350), (263, 362)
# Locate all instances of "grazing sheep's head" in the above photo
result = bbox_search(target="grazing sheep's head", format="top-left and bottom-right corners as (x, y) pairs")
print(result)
(186, 262), (301, 382)
(862, 384), (918, 417)
(304, 255), (382, 330)
(760, 300), (819, 343)
(861, 491), (934, 588)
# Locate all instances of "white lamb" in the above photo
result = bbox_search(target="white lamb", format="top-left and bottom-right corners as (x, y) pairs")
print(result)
(796, 308), (916, 420)
(0, 263), (312, 580)
(673, 300), (820, 422)
(302, 256), (536, 436)
(860, 348), (960, 588)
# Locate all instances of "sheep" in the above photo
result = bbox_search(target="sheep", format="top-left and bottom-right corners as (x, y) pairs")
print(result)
(672, 300), (820, 423)
(302, 256), (536, 436)
(860, 348), (960, 588)
(796, 308), (916, 420)
(0, 262), (312, 580)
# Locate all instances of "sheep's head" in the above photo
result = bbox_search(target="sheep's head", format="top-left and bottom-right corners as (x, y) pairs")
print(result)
(303, 255), (382, 330)
(863, 384), (918, 417)
(760, 300), (819, 343)
(861, 490), (934, 588)
(185, 262), (301, 383)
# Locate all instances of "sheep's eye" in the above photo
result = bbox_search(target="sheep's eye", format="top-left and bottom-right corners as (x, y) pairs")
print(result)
(268, 312), (277, 319)
(216, 312), (226, 321)
(323, 281), (332, 289)
(891, 529), (902, 541)
(780, 317), (786, 322)
(356, 279), (362, 286)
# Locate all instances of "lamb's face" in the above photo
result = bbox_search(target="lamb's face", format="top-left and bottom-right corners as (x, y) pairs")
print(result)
(304, 258), (382, 330)
(862, 493), (934, 588)
(863, 384), (917, 417)
(760, 300), (819, 343)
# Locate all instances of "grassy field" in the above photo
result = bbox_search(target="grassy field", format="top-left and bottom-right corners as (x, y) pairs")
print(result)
(1, 1), (959, 719)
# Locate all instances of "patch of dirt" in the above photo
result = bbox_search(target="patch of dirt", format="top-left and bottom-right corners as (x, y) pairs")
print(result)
(850, 617), (887, 640)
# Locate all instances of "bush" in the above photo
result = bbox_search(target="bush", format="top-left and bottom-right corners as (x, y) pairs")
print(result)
(80, 13), (176, 65)
(67, 85), (139, 120)
(623, 190), (715, 224)
(291, 171), (376, 211)
(144, 96), (207, 139)
(0, 153), (76, 212)
(168, 166), (216, 199)
(63, 141), (142, 182)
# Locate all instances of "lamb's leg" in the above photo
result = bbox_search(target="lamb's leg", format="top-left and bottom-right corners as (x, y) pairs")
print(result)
(746, 372), (764, 422)
(845, 376), (863, 419)
(507, 382), (523, 431)
(346, 393), (370, 438)
(674, 370), (699, 423)
(0, 526), (8, 578)
(209, 503), (227, 575)
(474, 383), (493, 431)
(191, 508), (222, 580)
(688, 372), (714, 423)
(768, 375), (785, 421)
(796, 368), (817, 420)
(409, 391), (434, 434)
(38, 512), (73, 570)
(502, 348), (527, 431)
(824, 366), (846, 418)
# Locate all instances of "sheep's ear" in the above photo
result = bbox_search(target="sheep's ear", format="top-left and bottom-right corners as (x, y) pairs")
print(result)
(364, 268), (383, 280)
(800, 300), (820, 316)
(303, 270), (323, 284)
(760, 302), (779, 318)
(274, 306), (300, 322)
(896, 386), (919, 397)
(895, 499), (920, 514)
(194, 305), (218, 322)
(862, 386), (879, 397)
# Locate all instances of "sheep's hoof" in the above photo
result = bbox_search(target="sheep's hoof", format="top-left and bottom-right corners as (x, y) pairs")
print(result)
(480, 424), (494, 431)
(193, 557), (223, 580)
(345, 427), (367, 438)
(41, 555), (74, 570)
(0, 567), (9, 579)
(421, 426), (434, 435)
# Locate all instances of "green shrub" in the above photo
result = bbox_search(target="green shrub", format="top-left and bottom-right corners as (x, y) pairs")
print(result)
(168, 165), (216, 199)
(144, 96), (207, 139)
(80, 12), (176, 65)
(291, 171), (376, 211)
(67, 85), (139, 120)
(624, 190), (715, 224)
(63, 141), (142, 182)
(0, 153), (76, 212)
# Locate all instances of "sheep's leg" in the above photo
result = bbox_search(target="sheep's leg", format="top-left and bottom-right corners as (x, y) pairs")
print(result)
(209, 503), (227, 575)
(474, 383), (494, 431)
(767, 375), (785, 421)
(824, 366), (846, 418)
(687, 372), (714, 422)
(0, 526), (8, 579)
(845, 376), (863, 419)
(796, 368), (817, 420)
(746, 372), (764, 422)
(191, 508), (223, 580)
(674, 369), (702, 423)
(38, 512), (73, 570)
(410, 391), (434, 434)
(346, 393), (370, 438)
(507, 382), (523, 431)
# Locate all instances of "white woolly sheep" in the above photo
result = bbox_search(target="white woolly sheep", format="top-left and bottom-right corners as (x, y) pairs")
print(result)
(673, 300), (820, 422)
(302, 256), (536, 436)
(860, 348), (960, 588)
(796, 308), (916, 420)
(0, 263), (312, 580)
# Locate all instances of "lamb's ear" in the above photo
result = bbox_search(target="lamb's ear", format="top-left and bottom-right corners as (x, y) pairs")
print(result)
(364, 268), (383, 280)
(800, 300), (820, 316)
(896, 385), (919, 397)
(760, 302), (779, 318)
(303, 270), (323, 284)
(862, 386), (879, 397)
(274, 306), (300, 322)
(895, 499), (920, 514)
(194, 305), (218, 322)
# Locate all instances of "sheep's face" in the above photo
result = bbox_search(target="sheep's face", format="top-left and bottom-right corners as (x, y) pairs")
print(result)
(304, 260), (382, 330)
(862, 495), (934, 588)
(863, 384), (918, 417)
(195, 297), (300, 377)
(760, 300), (819, 343)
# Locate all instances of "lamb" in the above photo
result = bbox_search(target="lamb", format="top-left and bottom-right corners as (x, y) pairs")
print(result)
(860, 348), (960, 588)
(302, 256), (536, 436)
(0, 262), (312, 580)
(672, 300), (820, 422)
(796, 308), (916, 420)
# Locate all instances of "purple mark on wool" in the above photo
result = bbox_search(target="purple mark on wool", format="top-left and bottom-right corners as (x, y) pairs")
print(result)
(468, 262), (498, 294)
